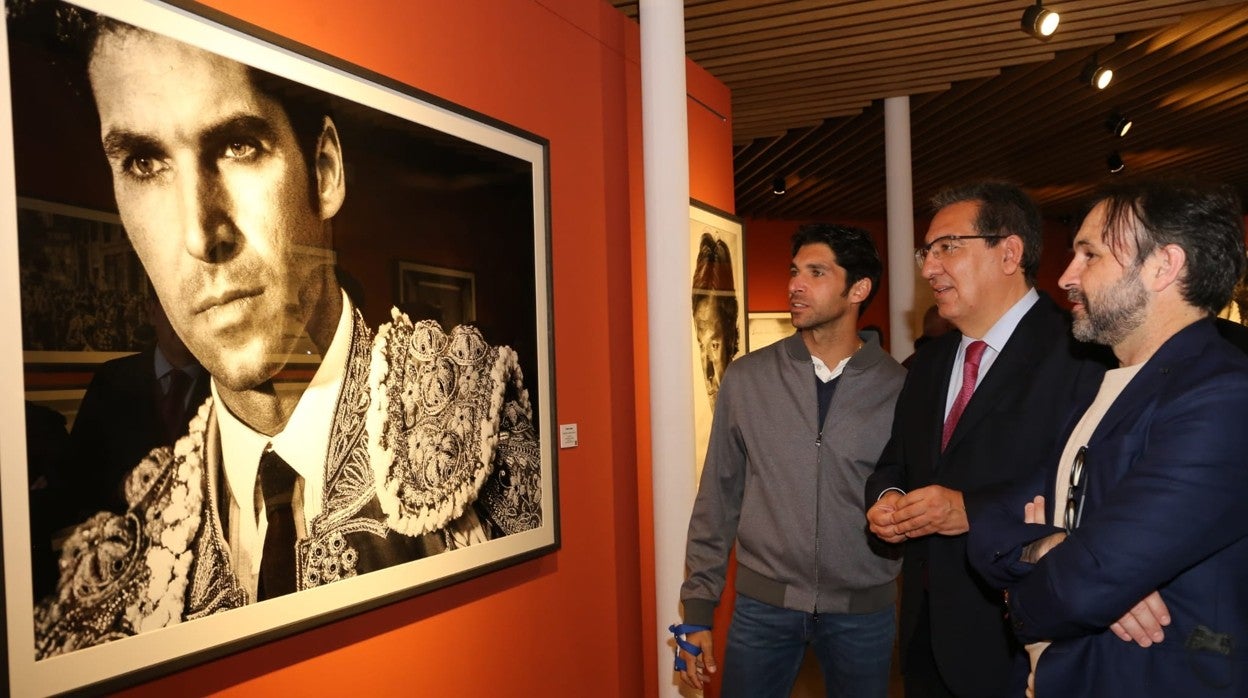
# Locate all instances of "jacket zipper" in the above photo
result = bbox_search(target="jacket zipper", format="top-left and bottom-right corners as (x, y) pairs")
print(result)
(813, 427), (822, 619)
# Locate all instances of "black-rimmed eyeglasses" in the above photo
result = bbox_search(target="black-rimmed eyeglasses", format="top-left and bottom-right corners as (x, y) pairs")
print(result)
(914, 235), (1003, 267)
(1064, 445), (1087, 533)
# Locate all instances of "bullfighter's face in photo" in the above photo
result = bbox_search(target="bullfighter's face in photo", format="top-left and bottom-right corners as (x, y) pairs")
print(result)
(88, 27), (345, 395)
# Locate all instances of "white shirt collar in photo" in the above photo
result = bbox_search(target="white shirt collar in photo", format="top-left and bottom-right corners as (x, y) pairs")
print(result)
(945, 287), (1040, 416)
(212, 290), (352, 580)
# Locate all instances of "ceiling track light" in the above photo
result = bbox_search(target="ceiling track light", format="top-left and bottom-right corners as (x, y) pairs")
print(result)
(1106, 111), (1133, 138)
(1081, 56), (1113, 90)
(772, 176), (787, 195)
(1021, 1), (1059, 40)
(1107, 151), (1125, 174)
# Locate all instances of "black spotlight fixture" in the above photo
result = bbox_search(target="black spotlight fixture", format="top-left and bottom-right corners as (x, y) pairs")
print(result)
(772, 176), (787, 195)
(1107, 151), (1125, 174)
(1021, 1), (1059, 40)
(1106, 111), (1132, 138)
(1081, 56), (1113, 90)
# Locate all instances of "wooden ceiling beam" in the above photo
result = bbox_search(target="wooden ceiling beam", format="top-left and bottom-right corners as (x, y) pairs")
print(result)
(693, 13), (1186, 69)
(726, 48), (1058, 95)
(684, 0), (937, 29)
(687, 1), (1012, 48)
(710, 32), (1112, 84)
(606, 1), (1248, 219)
(737, 106), (887, 212)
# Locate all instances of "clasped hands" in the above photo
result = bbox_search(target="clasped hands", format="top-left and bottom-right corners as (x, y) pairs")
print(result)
(866, 485), (968, 543)
(866, 489), (1170, 648)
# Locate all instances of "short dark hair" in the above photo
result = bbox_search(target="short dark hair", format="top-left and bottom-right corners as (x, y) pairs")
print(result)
(1092, 177), (1247, 315)
(8, 1), (329, 210)
(930, 181), (1043, 283)
(790, 223), (882, 313)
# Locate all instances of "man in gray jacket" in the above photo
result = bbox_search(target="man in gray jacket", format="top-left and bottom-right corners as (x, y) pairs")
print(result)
(675, 224), (905, 697)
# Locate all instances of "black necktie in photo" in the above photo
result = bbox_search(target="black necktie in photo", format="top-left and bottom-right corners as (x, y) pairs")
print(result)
(257, 449), (300, 600)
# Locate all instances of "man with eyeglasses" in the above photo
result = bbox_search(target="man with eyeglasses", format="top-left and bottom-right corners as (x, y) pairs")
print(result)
(865, 182), (1107, 697)
(969, 178), (1248, 697)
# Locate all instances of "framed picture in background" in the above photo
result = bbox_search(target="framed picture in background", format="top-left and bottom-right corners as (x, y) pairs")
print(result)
(396, 261), (477, 330)
(747, 311), (793, 352)
(689, 200), (746, 483)
(15, 198), (148, 365)
(16, 197), (153, 433)
(0, 1), (556, 694)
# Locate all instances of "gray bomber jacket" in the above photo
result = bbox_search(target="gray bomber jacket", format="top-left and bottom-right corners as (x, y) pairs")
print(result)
(681, 330), (905, 626)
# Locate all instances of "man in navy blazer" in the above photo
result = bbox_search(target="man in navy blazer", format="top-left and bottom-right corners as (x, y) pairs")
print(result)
(865, 182), (1108, 697)
(968, 178), (1248, 696)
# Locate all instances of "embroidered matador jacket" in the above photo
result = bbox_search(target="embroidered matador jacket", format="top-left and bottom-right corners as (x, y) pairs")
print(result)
(35, 309), (541, 657)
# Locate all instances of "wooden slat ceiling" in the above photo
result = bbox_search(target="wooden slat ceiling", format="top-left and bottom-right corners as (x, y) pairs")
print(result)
(610, 1), (1248, 221)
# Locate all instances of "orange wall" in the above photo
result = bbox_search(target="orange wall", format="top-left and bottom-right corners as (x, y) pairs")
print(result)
(103, 2), (732, 696)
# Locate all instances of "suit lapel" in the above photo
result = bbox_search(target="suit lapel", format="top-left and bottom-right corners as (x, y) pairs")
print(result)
(1086, 319), (1211, 447)
(940, 296), (1057, 457)
(925, 334), (959, 467)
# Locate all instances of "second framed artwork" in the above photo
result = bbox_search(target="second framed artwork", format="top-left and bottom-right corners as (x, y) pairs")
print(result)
(0, 0), (557, 694)
(396, 261), (478, 329)
(689, 200), (747, 482)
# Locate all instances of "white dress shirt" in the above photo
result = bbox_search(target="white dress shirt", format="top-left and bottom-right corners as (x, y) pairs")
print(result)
(212, 290), (353, 597)
(943, 288), (1040, 418)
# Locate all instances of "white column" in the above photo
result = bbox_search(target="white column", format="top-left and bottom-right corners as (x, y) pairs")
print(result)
(640, 2), (692, 696)
(885, 96), (916, 361)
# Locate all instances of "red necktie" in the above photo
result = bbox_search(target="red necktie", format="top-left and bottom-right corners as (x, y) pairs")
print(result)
(942, 340), (987, 451)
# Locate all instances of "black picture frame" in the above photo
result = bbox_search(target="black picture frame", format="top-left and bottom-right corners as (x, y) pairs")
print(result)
(0, 1), (557, 694)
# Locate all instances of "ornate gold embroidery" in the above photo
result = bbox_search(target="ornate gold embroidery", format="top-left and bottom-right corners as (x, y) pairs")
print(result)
(368, 313), (539, 538)
(35, 400), (210, 657)
(302, 531), (359, 587)
(35, 308), (542, 654)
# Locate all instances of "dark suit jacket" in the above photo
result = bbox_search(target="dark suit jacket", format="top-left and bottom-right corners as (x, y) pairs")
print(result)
(62, 348), (210, 518)
(865, 292), (1107, 697)
(970, 319), (1248, 696)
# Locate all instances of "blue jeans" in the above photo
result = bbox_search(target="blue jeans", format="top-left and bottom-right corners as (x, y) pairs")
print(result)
(721, 593), (895, 698)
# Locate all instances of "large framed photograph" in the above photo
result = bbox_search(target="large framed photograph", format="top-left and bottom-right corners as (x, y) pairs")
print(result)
(689, 200), (746, 482)
(0, 1), (557, 694)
